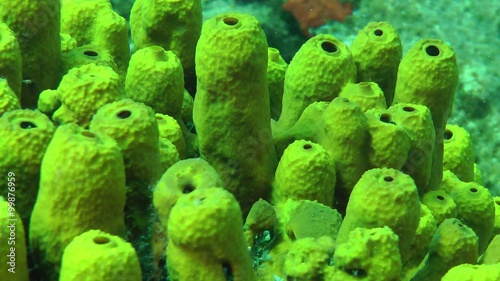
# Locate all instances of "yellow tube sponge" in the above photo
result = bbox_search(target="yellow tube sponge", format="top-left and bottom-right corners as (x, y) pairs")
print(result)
(153, 158), (223, 276)
(158, 138), (180, 173)
(0, 22), (22, 98)
(337, 168), (420, 263)
(59, 230), (142, 281)
(267, 47), (287, 120)
(350, 21), (402, 105)
(404, 204), (437, 275)
(273, 101), (328, 157)
(61, 0), (130, 75)
(411, 218), (478, 281)
(440, 170), (461, 193)
(338, 82), (387, 112)
(273, 140), (336, 208)
(193, 13), (277, 214)
(386, 103), (435, 194)
(29, 123), (126, 280)
(0, 196), (29, 281)
(316, 97), (369, 205)
(480, 234), (500, 264)
(448, 181), (495, 254)
(90, 99), (160, 185)
(443, 124), (475, 182)
(0, 109), (54, 225)
(156, 113), (187, 159)
(62, 44), (119, 75)
(0, 0), (62, 108)
(365, 109), (411, 170)
(442, 263), (500, 281)
(421, 190), (457, 225)
(277, 34), (356, 130)
(156, 113), (185, 171)
(393, 39), (459, 191)
(130, 0), (202, 74)
(125, 46), (184, 119)
(394, 39), (458, 132)
(89, 99), (161, 277)
(0, 78), (21, 116)
(38, 63), (125, 128)
(167, 187), (256, 281)
(333, 227), (402, 281)
(154, 158), (223, 229)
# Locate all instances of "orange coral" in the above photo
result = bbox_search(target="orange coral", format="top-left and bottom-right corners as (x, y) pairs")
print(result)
(283, 0), (353, 36)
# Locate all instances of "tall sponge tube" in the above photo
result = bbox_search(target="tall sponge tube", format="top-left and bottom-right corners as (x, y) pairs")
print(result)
(193, 13), (277, 214)
(0, 0), (62, 108)
(29, 123), (126, 280)
(393, 39), (459, 192)
(277, 34), (356, 130)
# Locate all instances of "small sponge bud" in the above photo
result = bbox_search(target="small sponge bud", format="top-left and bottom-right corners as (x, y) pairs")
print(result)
(59, 230), (142, 281)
